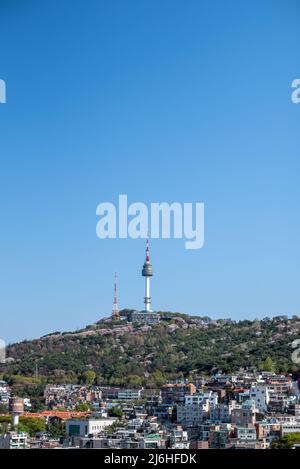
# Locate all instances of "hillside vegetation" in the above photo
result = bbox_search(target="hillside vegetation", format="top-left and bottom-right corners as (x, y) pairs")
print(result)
(1, 313), (300, 388)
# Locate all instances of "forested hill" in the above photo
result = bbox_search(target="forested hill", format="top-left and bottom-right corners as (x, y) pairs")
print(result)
(1, 312), (300, 386)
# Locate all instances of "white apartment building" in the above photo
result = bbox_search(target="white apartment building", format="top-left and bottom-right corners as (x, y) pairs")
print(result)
(281, 421), (300, 437)
(169, 428), (189, 449)
(0, 432), (29, 449)
(117, 388), (143, 400)
(249, 384), (269, 412)
(66, 418), (117, 437)
(185, 391), (218, 406)
(236, 426), (257, 441)
(177, 403), (209, 426)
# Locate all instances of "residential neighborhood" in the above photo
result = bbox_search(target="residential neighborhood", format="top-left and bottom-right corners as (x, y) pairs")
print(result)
(1, 369), (300, 449)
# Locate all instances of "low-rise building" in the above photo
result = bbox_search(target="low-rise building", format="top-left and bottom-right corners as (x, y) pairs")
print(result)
(231, 401), (257, 426)
(185, 391), (218, 406)
(236, 425), (257, 441)
(177, 403), (208, 426)
(161, 383), (196, 404)
(281, 421), (300, 437)
(209, 402), (236, 423)
(101, 387), (143, 401)
(208, 428), (230, 448)
(66, 418), (117, 437)
(0, 432), (29, 449)
(169, 427), (189, 449)
(131, 311), (160, 325)
(117, 389), (143, 400)
(189, 440), (209, 449)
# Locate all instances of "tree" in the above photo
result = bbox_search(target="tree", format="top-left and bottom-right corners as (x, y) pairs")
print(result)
(0, 403), (8, 414)
(108, 406), (123, 420)
(261, 357), (276, 372)
(147, 370), (165, 387)
(80, 370), (96, 385)
(30, 400), (47, 413)
(47, 420), (66, 439)
(272, 433), (300, 449)
(75, 402), (90, 412)
(18, 416), (46, 436)
(0, 416), (11, 435)
(127, 375), (143, 387)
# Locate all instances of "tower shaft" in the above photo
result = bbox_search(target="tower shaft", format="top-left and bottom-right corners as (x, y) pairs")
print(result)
(144, 276), (151, 311)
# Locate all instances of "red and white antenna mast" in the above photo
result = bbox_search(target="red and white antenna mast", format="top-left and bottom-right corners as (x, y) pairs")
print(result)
(112, 272), (119, 318)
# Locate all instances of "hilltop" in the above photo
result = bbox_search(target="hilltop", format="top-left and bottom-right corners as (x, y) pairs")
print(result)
(1, 312), (300, 389)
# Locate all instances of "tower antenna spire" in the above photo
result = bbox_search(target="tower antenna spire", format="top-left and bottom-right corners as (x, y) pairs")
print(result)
(146, 237), (150, 262)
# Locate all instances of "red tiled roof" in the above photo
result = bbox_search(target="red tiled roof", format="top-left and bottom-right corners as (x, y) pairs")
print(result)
(22, 411), (90, 419)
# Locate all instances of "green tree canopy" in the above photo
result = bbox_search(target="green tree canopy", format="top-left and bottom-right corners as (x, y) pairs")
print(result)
(80, 370), (96, 385)
(18, 416), (46, 436)
(272, 433), (300, 449)
(108, 406), (123, 420)
(261, 356), (276, 372)
(75, 402), (90, 412)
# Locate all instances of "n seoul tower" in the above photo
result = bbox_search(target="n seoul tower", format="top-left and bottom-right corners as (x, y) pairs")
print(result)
(142, 238), (153, 311)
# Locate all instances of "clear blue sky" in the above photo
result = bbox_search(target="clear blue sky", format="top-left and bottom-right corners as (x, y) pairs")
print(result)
(0, 0), (299, 343)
